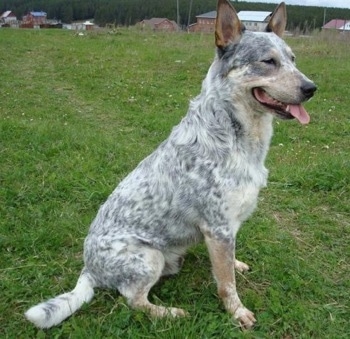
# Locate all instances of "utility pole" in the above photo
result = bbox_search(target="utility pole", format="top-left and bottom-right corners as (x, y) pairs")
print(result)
(323, 7), (326, 26)
(177, 0), (180, 30)
(188, 0), (193, 28)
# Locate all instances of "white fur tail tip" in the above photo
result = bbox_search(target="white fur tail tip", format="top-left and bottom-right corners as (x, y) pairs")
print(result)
(25, 272), (95, 328)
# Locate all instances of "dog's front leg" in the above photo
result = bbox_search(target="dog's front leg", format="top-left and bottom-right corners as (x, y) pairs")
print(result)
(204, 234), (256, 329)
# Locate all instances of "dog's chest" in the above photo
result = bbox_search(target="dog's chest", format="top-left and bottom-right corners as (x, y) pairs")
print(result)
(214, 149), (269, 222)
(225, 183), (261, 224)
(222, 137), (269, 187)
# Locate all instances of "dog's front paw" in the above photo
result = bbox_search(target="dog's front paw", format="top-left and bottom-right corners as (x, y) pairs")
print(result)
(234, 305), (256, 329)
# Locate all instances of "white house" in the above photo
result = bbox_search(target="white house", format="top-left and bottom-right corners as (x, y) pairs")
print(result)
(189, 10), (272, 33)
(0, 10), (17, 24)
(238, 11), (272, 32)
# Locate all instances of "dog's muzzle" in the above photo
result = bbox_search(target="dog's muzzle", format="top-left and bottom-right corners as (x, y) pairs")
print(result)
(253, 80), (317, 125)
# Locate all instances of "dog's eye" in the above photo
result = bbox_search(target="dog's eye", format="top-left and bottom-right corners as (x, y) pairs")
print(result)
(291, 55), (296, 63)
(262, 58), (276, 66)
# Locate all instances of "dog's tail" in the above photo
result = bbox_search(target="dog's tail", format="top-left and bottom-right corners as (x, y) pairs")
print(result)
(25, 268), (95, 328)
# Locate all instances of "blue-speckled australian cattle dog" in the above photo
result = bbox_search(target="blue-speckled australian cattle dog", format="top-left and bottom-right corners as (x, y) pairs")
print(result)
(26, 0), (316, 330)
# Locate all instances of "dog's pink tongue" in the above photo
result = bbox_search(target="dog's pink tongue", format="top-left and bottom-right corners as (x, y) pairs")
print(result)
(288, 104), (310, 124)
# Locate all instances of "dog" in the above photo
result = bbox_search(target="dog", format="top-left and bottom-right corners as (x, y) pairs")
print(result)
(25, 0), (316, 330)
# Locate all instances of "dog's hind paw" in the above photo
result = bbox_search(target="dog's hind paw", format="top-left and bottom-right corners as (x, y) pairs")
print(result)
(234, 306), (256, 330)
(147, 304), (188, 318)
(167, 307), (188, 318)
(234, 259), (250, 273)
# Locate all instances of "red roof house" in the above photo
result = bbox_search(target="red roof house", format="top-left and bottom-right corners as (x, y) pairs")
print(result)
(323, 19), (350, 31)
(23, 11), (47, 25)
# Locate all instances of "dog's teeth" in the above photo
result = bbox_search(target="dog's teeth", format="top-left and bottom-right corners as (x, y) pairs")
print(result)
(286, 105), (290, 111)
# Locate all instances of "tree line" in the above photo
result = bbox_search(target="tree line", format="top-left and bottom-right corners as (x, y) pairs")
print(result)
(1, 0), (349, 31)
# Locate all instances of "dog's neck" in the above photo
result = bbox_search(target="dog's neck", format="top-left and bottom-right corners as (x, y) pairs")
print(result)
(171, 91), (273, 170)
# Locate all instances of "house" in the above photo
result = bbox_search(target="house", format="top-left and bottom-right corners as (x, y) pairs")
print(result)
(188, 10), (272, 33)
(83, 20), (94, 31)
(188, 11), (216, 33)
(323, 19), (350, 31)
(238, 11), (272, 32)
(138, 18), (179, 32)
(22, 11), (47, 26)
(63, 20), (95, 31)
(0, 10), (17, 24)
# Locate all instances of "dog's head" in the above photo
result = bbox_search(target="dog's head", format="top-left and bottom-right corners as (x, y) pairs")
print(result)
(213, 0), (316, 124)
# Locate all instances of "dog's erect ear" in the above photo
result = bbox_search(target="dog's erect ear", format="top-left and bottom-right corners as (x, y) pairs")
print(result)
(265, 2), (287, 37)
(215, 0), (245, 49)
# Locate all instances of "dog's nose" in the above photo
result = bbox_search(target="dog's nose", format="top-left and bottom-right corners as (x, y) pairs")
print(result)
(301, 81), (317, 99)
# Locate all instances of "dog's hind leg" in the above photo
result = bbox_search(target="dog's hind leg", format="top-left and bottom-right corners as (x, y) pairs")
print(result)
(117, 245), (187, 318)
(234, 259), (250, 273)
(233, 239), (250, 273)
(161, 247), (187, 277)
(204, 234), (256, 329)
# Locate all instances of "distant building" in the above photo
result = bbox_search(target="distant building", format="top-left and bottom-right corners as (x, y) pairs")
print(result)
(188, 10), (272, 33)
(84, 20), (94, 31)
(63, 20), (95, 31)
(323, 19), (350, 31)
(22, 11), (47, 26)
(138, 18), (179, 32)
(238, 11), (272, 31)
(188, 11), (216, 33)
(0, 10), (17, 24)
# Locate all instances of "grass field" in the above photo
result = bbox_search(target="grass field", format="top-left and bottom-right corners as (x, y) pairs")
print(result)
(0, 28), (349, 338)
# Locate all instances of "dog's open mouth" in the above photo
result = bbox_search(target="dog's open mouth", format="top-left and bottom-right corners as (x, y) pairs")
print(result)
(253, 88), (310, 124)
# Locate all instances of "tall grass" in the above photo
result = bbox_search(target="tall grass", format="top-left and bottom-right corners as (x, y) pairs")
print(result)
(0, 28), (349, 338)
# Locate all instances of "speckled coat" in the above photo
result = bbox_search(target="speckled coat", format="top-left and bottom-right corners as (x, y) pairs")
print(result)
(25, 0), (316, 330)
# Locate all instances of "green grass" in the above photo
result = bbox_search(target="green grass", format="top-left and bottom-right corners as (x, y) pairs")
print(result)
(0, 28), (349, 338)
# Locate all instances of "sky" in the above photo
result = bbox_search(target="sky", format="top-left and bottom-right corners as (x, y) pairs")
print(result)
(237, 0), (350, 8)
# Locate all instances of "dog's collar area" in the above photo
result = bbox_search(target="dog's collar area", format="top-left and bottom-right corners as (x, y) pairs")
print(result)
(252, 87), (310, 124)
